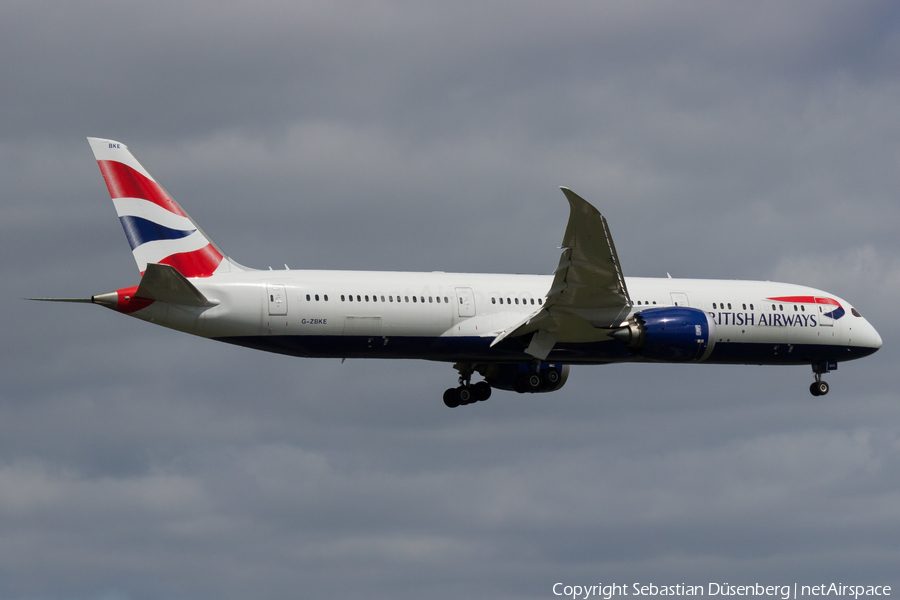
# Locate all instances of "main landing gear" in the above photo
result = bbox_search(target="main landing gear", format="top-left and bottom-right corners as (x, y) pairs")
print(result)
(514, 367), (560, 393)
(443, 382), (491, 408)
(809, 361), (834, 396)
(444, 363), (492, 408)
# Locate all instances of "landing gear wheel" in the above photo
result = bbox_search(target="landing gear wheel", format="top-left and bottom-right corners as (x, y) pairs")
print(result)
(810, 381), (829, 396)
(543, 369), (560, 387)
(514, 376), (527, 394)
(457, 386), (473, 405)
(524, 373), (543, 392)
(443, 388), (460, 408)
(472, 381), (492, 401)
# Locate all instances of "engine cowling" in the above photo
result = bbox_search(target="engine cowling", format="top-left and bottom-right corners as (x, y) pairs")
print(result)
(481, 363), (570, 394)
(612, 306), (716, 362)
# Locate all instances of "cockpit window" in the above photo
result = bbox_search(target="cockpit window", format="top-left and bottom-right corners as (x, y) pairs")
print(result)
(851, 307), (862, 317)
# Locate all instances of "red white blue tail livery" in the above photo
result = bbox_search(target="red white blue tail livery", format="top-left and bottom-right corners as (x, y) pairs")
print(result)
(88, 137), (235, 278)
(33, 138), (883, 406)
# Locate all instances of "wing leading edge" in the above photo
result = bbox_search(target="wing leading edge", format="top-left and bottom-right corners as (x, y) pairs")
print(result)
(491, 187), (633, 359)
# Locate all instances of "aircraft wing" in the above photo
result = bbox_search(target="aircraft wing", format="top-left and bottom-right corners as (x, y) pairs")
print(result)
(491, 187), (632, 359)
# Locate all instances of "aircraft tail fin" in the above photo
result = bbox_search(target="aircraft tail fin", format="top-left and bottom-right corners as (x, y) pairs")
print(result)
(87, 137), (242, 277)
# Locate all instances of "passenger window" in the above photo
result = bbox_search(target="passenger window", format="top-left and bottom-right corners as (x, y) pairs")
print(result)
(515, 298), (519, 305)
(779, 304), (783, 311)
(365, 295), (369, 302)
(357, 295), (361, 302)
(421, 297), (424, 303)
(349, 295), (354, 302)
(405, 296), (409, 302)
(436, 296), (440, 303)
(794, 305), (798, 311)
(801, 305), (804, 312)
(306, 294), (311, 301)
(492, 298), (496, 304)
(429, 297), (433, 303)
(538, 299), (542, 305)
(507, 298), (511, 304)
(530, 299), (535, 305)
(742, 303), (746, 310)
(444, 297), (449, 303)
(341, 295), (345, 301)
(324, 295), (328, 301)
(750, 304), (754, 310)
(727, 303), (732, 309)
(413, 296), (417, 303)
(381, 296), (385, 302)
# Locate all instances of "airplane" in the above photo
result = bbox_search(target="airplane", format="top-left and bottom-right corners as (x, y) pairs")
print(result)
(32, 138), (883, 407)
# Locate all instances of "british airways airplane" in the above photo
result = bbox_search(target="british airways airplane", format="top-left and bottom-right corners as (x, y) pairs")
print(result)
(35, 138), (882, 407)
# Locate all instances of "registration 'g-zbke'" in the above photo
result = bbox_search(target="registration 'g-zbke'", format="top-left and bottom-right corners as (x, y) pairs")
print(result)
(34, 138), (883, 406)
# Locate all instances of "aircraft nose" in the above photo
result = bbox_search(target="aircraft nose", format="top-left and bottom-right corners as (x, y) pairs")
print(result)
(870, 325), (883, 350)
(862, 320), (882, 351)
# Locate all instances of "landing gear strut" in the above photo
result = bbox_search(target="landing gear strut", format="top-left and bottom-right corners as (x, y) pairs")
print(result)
(443, 363), (492, 408)
(809, 362), (832, 397)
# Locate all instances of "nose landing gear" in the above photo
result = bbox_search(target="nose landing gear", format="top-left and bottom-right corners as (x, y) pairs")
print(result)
(809, 379), (829, 397)
(809, 361), (835, 396)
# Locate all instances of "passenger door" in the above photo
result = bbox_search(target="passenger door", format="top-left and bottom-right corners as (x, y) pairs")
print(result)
(267, 284), (288, 316)
(816, 298), (833, 327)
(455, 287), (476, 317)
(670, 292), (690, 307)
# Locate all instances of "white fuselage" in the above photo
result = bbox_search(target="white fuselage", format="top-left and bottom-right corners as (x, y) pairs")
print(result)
(121, 269), (882, 367)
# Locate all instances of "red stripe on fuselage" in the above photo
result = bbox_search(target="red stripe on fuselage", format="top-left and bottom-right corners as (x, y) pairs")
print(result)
(159, 243), (223, 278)
(767, 296), (840, 306)
(97, 160), (187, 217)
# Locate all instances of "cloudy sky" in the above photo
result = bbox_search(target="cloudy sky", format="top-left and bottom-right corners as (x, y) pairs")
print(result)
(2, 2), (899, 598)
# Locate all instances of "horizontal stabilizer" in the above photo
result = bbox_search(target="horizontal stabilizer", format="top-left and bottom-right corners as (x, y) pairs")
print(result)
(134, 263), (216, 307)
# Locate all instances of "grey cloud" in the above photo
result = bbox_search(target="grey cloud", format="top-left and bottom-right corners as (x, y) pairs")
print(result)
(2, 1), (899, 599)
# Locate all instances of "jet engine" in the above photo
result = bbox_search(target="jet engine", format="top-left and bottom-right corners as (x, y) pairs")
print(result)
(612, 306), (716, 362)
(481, 363), (570, 394)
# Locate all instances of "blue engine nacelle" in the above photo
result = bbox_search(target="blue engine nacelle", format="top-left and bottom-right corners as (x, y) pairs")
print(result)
(612, 306), (716, 362)
(481, 363), (570, 394)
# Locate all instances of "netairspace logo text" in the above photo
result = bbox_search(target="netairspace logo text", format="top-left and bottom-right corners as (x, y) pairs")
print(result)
(551, 583), (892, 600)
